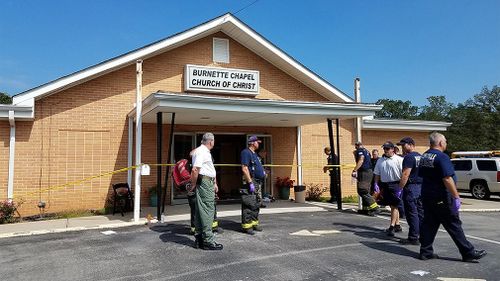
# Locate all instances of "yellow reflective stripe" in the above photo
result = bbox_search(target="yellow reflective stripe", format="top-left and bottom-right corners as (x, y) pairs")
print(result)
(251, 220), (259, 226)
(242, 223), (253, 229)
(368, 202), (379, 210)
(212, 220), (219, 228)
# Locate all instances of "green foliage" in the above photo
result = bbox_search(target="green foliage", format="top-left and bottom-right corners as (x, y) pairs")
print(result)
(341, 195), (359, 203)
(0, 200), (19, 224)
(447, 86), (499, 151)
(375, 99), (419, 119)
(0, 92), (12, 104)
(419, 95), (454, 121)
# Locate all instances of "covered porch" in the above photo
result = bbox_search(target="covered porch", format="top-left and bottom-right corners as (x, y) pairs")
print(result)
(127, 92), (381, 221)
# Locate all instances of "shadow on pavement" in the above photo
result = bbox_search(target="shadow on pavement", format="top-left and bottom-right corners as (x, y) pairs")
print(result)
(149, 223), (194, 247)
(332, 222), (398, 241)
(360, 241), (417, 258)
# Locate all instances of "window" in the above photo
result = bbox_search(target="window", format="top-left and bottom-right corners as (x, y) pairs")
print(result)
(477, 160), (497, 171)
(213, 38), (229, 63)
(453, 160), (472, 171)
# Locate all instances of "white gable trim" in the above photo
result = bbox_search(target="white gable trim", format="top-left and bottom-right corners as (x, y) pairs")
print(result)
(13, 13), (353, 105)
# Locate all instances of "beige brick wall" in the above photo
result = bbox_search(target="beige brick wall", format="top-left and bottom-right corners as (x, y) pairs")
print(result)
(5, 32), (329, 216)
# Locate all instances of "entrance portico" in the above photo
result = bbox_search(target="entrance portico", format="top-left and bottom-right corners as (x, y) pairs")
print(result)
(127, 92), (381, 220)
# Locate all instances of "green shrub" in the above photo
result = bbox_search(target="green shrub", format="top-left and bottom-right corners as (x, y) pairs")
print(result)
(0, 200), (18, 224)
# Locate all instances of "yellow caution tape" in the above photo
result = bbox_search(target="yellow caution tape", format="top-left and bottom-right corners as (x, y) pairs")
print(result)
(13, 162), (355, 201)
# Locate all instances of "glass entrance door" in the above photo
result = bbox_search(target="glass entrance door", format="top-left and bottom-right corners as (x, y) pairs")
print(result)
(171, 133), (195, 204)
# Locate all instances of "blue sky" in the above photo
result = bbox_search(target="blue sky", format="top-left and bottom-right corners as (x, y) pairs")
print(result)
(0, 0), (498, 105)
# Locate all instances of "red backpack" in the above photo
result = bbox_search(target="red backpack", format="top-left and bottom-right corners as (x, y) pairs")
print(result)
(173, 159), (191, 191)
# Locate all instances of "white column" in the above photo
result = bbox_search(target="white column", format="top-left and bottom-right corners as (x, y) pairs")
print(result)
(127, 117), (133, 189)
(297, 126), (302, 186)
(7, 111), (15, 201)
(134, 60), (143, 222)
(354, 78), (363, 210)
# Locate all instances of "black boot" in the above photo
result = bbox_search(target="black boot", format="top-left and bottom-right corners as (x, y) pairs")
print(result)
(202, 242), (223, 250)
(194, 234), (203, 249)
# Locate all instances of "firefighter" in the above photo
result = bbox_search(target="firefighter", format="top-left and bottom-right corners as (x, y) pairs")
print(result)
(241, 135), (266, 235)
(418, 132), (486, 262)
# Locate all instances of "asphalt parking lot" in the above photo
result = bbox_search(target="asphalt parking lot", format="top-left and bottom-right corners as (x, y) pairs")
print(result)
(1, 206), (498, 281)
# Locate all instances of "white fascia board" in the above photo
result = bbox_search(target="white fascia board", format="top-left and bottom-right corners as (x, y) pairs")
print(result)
(363, 119), (452, 131)
(12, 16), (229, 106)
(226, 18), (353, 103)
(130, 92), (380, 118)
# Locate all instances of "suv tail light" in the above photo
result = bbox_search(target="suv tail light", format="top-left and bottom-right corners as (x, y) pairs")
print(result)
(497, 171), (500, 182)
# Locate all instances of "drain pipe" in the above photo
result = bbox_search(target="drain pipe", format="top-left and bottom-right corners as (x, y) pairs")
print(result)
(7, 110), (15, 201)
(354, 78), (363, 210)
(134, 60), (143, 223)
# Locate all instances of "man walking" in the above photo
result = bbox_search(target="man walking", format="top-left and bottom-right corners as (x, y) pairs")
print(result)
(352, 142), (379, 215)
(374, 141), (403, 236)
(418, 132), (486, 262)
(190, 133), (223, 250)
(241, 135), (266, 234)
(397, 137), (423, 245)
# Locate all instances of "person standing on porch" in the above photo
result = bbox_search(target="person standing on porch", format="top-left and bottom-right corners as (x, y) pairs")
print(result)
(352, 142), (380, 215)
(241, 135), (266, 235)
(323, 147), (338, 203)
(190, 132), (223, 250)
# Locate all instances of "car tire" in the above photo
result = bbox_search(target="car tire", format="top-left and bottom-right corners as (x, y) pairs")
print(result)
(470, 182), (490, 200)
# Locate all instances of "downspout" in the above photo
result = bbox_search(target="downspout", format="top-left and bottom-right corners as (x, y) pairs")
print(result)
(354, 78), (362, 142)
(127, 117), (133, 189)
(296, 126), (302, 186)
(134, 60), (143, 223)
(354, 78), (363, 210)
(7, 110), (15, 201)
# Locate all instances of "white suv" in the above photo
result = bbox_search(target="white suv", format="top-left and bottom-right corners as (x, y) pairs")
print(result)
(451, 157), (500, 199)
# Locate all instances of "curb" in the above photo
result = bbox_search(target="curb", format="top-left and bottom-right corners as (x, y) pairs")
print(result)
(0, 220), (147, 239)
(0, 206), (326, 239)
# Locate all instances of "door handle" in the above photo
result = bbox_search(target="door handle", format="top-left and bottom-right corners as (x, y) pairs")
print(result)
(466, 173), (473, 175)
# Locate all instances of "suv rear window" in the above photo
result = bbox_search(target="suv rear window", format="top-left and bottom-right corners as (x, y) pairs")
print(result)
(453, 160), (472, 171)
(476, 160), (497, 171)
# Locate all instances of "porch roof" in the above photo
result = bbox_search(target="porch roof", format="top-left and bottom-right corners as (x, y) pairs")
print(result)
(128, 92), (382, 127)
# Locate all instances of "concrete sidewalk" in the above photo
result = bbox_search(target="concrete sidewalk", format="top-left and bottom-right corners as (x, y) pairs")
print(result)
(1, 196), (498, 239)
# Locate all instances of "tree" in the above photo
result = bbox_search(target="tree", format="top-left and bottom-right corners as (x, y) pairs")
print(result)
(374, 99), (419, 119)
(418, 95), (454, 121)
(0, 92), (12, 104)
(446, 86), (499, 151)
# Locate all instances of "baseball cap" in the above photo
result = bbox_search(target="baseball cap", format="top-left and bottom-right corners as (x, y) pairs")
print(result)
(248, 135), (262, 144)
(397, 137), (415, 146)
(382, 141), (395, 149)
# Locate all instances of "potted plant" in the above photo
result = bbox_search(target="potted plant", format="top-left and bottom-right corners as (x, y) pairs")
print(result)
(147, 186), (158, 207)
(275, 177), (294, 200)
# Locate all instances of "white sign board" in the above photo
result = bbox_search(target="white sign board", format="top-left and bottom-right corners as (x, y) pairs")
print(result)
(185, 64), (259, 96)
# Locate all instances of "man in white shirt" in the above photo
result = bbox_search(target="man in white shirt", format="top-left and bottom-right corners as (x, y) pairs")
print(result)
(374, 141), (403, 236)
(190, 132), (223, 250)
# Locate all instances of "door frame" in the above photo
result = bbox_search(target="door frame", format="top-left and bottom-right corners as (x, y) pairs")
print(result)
(170, 132), (196, 205)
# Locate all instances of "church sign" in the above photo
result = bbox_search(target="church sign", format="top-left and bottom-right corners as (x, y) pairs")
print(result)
(185, 64), (259, 95)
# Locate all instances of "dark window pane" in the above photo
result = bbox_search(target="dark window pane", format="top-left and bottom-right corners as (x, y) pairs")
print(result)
(477, 160), (497, 171)
(453, 160), (472, 171)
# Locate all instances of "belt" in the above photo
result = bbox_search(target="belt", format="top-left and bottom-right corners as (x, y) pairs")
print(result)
(199, 175), (215, 181)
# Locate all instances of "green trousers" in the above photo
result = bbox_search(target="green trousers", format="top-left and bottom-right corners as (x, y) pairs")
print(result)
(194, 176), (216, 244)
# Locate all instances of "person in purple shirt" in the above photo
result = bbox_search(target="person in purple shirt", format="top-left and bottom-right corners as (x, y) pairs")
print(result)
(418, 132), (486, 262)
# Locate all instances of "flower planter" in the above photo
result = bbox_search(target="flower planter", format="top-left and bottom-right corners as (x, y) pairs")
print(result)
(279, 188), (290, 200)
(149, 194), (158, 207)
